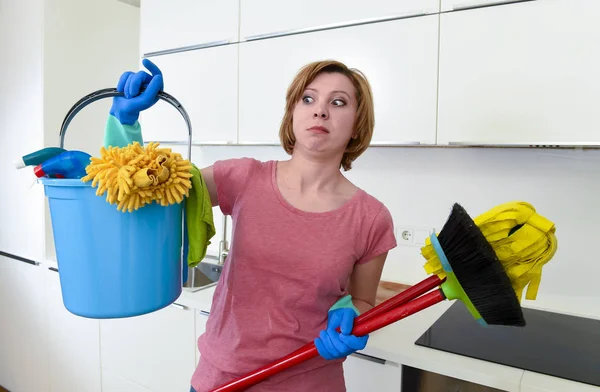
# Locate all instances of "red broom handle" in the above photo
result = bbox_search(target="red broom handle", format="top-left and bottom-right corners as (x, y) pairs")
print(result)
(281, 274), (445, 360)
(356, 275), (443, 324)
(210, 289), (446, 392)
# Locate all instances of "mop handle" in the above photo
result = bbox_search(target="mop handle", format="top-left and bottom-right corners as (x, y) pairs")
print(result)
(210, 288), (446, 392)
(265, 274), (445, 362)
(356, 275), (443, 324)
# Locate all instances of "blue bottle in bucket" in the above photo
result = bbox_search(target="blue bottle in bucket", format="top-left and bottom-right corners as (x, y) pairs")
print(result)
(42, 87), (192, 319)
(41, 177), (183, 318)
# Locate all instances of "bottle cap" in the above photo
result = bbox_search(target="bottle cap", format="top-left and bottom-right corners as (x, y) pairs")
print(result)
(33, 164), (46, 178)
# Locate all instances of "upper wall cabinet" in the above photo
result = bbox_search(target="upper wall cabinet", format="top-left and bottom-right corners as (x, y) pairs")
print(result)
(441, 0), (524, 12)
(140, 0), (239, 55)
(239, 0), (439, 41)
(139, 45), (238, 144)
(238, 16), (440, 145)
(437, 0), (600, 146)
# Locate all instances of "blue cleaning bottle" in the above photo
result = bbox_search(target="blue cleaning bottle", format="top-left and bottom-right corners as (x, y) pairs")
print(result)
(14, 147), (67, 169)
(33, 150), (92, 179)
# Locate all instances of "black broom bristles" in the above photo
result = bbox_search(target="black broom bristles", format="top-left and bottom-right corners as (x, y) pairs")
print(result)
(438, 203), (526, 327)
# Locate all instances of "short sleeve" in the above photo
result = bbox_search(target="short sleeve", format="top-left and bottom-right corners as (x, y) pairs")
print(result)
(357, 204), (397, 264)
(213, 157), (258, 215)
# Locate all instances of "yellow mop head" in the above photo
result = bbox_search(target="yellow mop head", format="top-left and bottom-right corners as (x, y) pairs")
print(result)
(421, 201), (557, 302)
(81, 142), (193, 212)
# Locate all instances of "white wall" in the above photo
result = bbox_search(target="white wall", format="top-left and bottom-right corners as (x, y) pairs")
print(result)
(190, 144), (600, 319)
(1, 0), (140, 261)
(42, 0), (141, 261)
(0, 0), (46, 261)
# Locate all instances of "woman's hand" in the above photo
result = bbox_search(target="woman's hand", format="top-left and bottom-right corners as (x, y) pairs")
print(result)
(314, 307), (368, 360)
(110, 58), (164, 125)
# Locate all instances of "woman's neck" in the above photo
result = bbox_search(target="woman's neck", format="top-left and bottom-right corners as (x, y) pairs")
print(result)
(279, 154), (345, 194)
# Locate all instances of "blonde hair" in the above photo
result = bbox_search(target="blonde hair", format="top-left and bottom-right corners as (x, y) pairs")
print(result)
(279, 60), (375, 171)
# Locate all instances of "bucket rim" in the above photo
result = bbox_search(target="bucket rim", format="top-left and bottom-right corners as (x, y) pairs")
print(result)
(38, 177), (91, 187)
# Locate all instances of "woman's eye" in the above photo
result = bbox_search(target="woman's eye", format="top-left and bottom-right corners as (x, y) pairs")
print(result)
(302, 95), (314, 103)
(332, 99), (346, 106)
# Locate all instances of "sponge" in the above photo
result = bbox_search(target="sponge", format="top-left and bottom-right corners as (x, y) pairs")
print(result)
(81, 141), (193, 212)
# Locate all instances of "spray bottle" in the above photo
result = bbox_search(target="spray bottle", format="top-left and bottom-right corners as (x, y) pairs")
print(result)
(14, 147), (67, 169)
(33, 150), (92, 179)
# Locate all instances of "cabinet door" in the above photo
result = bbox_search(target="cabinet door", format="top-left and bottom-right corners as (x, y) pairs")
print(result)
(0, 257), (49, 392)
(441, 0), (523, 12)
(343, 354), (401, 392)
(437, 0), (600, 146)
(239, 16), (439, 145)
(240, 0), (439, 41)
(100, 302), (197, 392)
(102, 368), (153, 392)
(139, 45), (238, 145)
(140, 0), (239, 55)
(46, 268), (102, 392)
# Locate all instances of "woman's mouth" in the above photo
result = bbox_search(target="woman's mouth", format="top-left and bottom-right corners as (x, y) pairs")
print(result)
(307, 126), (329, 134)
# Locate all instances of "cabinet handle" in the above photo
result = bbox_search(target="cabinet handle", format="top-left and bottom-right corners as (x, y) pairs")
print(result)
(449, 0), (531, 12)
(199, 310), (210, 317)
(49, 267), (59, 273)
(243, 11), (431, 42)
(171, 302), (188, 310)
(370, 141), (421, 146)
(143, 40), (231, 57)
(0, 250), (39, 266)
(350, 352), (387, 365)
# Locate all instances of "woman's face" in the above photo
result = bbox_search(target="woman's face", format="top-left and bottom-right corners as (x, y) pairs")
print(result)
(291, 72), (357, 159)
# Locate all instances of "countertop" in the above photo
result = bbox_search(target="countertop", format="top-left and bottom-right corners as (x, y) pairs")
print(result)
(39, 256), (598, 391)
(174, 281), (600, 392)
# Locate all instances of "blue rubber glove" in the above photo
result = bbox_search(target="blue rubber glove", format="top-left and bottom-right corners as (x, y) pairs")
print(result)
(109, 58), (164, 125)
(314, 305), (369, 360)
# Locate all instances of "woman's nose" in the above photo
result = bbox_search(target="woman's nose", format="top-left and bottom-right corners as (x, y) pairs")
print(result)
(313, 106), (328, 119)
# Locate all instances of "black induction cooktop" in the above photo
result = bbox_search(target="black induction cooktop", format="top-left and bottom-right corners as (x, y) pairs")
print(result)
(414, 301), (600, 387)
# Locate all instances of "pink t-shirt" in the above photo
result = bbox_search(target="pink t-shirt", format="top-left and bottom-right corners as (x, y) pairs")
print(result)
(191, 158), (397, 391)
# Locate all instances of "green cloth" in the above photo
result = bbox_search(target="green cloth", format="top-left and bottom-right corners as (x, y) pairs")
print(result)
(186, 164), (216, 267)
(103, 114), (143, 148)
(329, 294), (361, 315)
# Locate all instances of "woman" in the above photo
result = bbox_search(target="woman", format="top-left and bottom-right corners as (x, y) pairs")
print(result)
(109, 58), (397, 391)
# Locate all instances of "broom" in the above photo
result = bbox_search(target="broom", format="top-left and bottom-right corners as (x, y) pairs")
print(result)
(209, 203), (524, 392)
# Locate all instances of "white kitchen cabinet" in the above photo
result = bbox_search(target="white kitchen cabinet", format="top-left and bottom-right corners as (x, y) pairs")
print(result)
(140, 0), (239, 55)
(0, 257), (49, 392)
(45, 267), (102, 392)
(102, 368), (153, 392)
(343, 353), (402, 391)
(238, 16), (439, 145)
(441, 0), (524, 12)
(240, 0), (439, 41)
(139, 45), (238, 144)
(100, 302), (197, 392)
(437, 0), (600, 146)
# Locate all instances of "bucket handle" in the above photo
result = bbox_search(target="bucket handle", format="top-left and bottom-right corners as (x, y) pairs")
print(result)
(58, 87), (192, 160)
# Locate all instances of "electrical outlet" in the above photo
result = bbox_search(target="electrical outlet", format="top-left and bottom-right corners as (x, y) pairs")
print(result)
(397, 227), (414, 245)
(396, 226), (436, 246)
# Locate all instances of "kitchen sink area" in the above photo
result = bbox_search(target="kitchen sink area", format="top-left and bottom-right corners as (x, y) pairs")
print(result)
(183, 258), (223, 291)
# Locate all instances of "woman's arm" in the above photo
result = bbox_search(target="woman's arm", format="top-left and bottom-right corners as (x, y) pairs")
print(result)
(200, 166), (219, 207)
(348, 252), (388, 314)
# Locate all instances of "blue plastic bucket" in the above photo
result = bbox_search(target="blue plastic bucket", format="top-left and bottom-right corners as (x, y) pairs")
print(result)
(41, 177), (183, 318)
